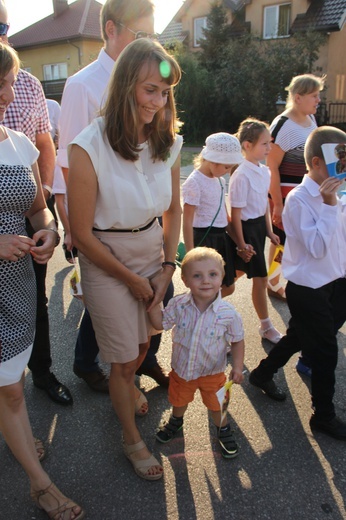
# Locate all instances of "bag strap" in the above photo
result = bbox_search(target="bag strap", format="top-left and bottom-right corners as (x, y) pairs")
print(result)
(271, 115), (288, 142)
(197, 178), (224, 246)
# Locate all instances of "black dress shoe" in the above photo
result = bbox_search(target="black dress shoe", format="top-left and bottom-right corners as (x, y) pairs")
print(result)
(249, 370), (286, 401)
(73, 365), (109, 393)
(33, 372), (73, 405)
(136, 365), (169, 388)
(310, 414), (346, 440)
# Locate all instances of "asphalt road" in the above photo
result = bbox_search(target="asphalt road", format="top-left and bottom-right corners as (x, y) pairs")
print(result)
(1, 175), (346, 520)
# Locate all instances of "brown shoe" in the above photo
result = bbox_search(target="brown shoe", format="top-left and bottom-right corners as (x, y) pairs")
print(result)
(73, 365), (109, 393)
(136, 365), (169, 388)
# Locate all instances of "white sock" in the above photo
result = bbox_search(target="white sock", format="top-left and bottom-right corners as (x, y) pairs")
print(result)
(260, 317), (272, 330)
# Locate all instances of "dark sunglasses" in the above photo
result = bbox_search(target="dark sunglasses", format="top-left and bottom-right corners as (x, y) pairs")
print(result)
(0, 23), (10, 36)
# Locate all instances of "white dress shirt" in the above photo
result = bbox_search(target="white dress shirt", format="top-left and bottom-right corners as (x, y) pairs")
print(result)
(282, 175), (346, 288)
(57, 48), (115, 169)
(228, 159), (270, 220)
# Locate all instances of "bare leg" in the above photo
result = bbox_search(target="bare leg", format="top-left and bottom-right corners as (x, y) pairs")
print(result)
(109, 354), (162, 477)
(252, 276), (269, 320)
(0, 377), (82, 517)
(211, 410), (227, 428)
(172, 405), (188, 418)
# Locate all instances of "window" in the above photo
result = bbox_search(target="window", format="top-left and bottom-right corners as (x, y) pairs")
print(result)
(263, 4), (291, 39)
(194, 16), (207, 47)
(43, 63), (68, 81)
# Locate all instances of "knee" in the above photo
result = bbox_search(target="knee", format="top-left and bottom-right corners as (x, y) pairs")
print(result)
(110, 361), (137, 384)
(0, 384), (25, 413)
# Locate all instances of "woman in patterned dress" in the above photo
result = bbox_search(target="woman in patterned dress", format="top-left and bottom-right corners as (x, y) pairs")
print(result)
(0, 43), (84, 519)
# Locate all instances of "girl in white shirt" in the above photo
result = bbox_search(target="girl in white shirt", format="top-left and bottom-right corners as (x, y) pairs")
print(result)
(182, 133), (243, 297)
(229, 119), (283, 344)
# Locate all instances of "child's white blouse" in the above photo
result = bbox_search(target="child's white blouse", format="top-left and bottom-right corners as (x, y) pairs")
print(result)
(182, 169), (228, 227)
(229, 159), (270, 220)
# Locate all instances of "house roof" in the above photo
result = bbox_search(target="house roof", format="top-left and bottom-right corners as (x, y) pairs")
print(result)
(158, 22), (187, 46)
(9, 0), (102, 49)
(291, 0), (346, 33)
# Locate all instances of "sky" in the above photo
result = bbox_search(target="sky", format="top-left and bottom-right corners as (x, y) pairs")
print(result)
(6, 0), (185, 36)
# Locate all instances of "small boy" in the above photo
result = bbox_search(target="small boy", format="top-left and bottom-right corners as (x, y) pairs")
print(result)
(249, 126), (346, 440)
(148, 247), (245, 458)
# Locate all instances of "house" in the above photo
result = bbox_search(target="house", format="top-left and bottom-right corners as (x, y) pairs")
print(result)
(9, 0), (103, 100)
(170, 0), (346, 123)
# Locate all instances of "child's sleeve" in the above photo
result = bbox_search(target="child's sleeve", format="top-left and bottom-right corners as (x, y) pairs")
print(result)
(225, 308), (244, 344)
(283, 195), (339, 258)
(182, 175), (200, 206)
(229, 171), (248, 209)
(161, 297), (178, 331)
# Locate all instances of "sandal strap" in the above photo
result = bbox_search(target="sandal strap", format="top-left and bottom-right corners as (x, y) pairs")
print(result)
(161, 416), (183, 435)
(123, 440), (146, 455)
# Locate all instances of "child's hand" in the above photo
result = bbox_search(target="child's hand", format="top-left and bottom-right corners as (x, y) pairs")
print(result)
(319, 177), (342, 206)
(268, 232), (280, 246)
(237, 244), (256, 263)
(230, 369), (244, 384)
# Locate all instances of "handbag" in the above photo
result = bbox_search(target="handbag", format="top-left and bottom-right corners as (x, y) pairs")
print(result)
(176, 178), (224, 267)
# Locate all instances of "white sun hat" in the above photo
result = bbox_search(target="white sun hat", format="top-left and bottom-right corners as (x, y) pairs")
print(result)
(201, 132), (243, 164)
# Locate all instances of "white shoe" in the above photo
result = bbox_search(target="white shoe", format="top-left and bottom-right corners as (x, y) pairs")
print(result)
(259, 326), (283, 344)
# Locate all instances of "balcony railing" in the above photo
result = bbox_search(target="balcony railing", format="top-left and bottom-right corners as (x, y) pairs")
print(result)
(41, 79), (67, 101)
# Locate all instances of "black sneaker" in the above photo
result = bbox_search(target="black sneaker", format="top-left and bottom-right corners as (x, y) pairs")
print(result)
(310, 414), (346, 440)
(218, 424), (239, 459)
(156, 415), (183, 443)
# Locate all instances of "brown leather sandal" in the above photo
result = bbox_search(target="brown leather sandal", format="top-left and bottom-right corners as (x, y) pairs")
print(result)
(34, 438), (46, 462)
(31, 482), (85, 520)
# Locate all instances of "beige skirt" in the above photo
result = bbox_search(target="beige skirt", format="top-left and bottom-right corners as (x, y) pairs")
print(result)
(79, 220), (164, 364)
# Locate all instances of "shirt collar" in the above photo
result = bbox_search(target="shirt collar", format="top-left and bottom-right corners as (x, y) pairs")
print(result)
(98, 47), (116, 75)
(301, 174), (321, 197)
(186, 289), (223, 312)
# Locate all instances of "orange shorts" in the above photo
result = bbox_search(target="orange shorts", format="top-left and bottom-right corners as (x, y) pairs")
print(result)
(168, 369), (226, 412)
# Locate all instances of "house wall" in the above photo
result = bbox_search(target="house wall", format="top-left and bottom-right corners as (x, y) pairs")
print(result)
(180, 0), (232, 50)
(16, 40), (103, 80)
(326, 28), (346, 103)
(246, 1), (310, 36)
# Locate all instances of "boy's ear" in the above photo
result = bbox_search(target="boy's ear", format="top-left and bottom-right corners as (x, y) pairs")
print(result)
(181, 275), (189, 289)
(311, 156), (324, 169)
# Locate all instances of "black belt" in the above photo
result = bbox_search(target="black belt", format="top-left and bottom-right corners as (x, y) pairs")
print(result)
(93, 218), (156, 234)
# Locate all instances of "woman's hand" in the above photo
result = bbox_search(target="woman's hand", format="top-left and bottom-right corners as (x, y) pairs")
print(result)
(30, 229), (56, 264)
(127, 273), (154, 303)
(146, 267), (173, 311)
(0, 234), (36, 262)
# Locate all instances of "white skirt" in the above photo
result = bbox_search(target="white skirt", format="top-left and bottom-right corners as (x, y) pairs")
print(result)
(0, 344), (32, 386)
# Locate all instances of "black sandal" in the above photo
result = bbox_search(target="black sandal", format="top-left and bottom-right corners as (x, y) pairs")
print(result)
(218, 424), (239, 459)
(156, 415), (183, 443)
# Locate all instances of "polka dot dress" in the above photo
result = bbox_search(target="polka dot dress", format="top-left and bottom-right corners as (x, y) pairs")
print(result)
(0, 164), (37, 375)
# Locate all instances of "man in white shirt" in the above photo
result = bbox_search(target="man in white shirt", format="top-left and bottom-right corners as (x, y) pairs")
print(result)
(58, 0), (157, 392)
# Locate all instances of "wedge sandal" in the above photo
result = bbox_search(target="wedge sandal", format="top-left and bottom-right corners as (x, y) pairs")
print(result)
(123, 440), (163, 481)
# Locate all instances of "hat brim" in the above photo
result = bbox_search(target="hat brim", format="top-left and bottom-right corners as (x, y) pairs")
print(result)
(202, 149), (243, 164)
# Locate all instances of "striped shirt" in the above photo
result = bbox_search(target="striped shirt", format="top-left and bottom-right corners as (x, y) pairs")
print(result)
(162, 291), (244, 381)
(270, 115), (317, 200)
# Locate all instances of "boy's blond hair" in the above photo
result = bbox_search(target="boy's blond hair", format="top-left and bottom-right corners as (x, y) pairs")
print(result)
(181, 247), (225, 277)
(304, 126), (346, 169)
